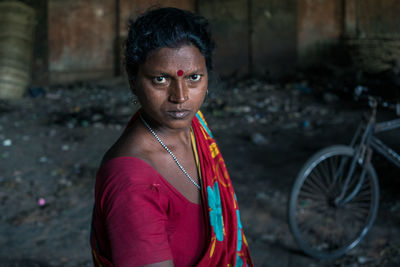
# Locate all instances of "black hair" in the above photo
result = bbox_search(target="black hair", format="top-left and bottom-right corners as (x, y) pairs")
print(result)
(125, 7), (214, 79)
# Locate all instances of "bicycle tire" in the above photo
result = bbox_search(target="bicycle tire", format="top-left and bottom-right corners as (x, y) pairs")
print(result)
(288, 145), (379, 260)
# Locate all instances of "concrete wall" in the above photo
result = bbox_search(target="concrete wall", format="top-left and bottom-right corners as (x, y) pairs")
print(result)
(198, 0), (250, 77)
(117, 0), (195, 74)
(347, 0), (400, 73)
(120, 0), (195, 36)
(47, 0), (297, 81)
(48, 0), (116, 82)
(251, 0), (297, 77)
(297, 0), (343, 65)
(25, 0), (400, 83)
(357, 0), (400, 38)
(47, 0), (194, 82)
(198, 0), (297, 78)
(297, 0), (400, 72)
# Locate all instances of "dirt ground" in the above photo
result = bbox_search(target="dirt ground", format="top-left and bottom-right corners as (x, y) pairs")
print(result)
(0, 77), (399, 267)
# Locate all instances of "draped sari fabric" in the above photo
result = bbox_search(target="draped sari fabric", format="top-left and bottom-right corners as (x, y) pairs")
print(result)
(91, 110), (253, 267)
(192, 111), (253, 267)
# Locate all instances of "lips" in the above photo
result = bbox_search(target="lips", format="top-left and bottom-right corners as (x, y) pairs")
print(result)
(166, 109), (191, 119)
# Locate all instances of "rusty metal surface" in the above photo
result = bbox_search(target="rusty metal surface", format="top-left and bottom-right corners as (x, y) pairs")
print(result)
(48, 0), (116, 82)
(119, 0), (195, 36)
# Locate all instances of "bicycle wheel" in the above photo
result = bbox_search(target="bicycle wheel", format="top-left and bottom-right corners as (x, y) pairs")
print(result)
(288, 145), (379, 260)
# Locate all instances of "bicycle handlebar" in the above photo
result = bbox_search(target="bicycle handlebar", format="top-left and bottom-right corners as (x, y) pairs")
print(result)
(353, 86), (400, 116)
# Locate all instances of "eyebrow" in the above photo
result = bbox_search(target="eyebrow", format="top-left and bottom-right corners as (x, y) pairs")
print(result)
(147, 69), (206, 76)
(144, 71), (170, 77)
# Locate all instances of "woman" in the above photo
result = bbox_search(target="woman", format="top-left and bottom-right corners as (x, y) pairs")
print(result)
(91, 7), (253, 267)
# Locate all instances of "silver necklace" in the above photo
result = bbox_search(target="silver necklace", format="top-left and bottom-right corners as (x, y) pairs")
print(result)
(140, 115), (201, 190)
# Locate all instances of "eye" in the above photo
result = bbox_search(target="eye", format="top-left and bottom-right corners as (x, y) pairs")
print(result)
(189, 74), (202, 82)
(153, 76), (167, 84)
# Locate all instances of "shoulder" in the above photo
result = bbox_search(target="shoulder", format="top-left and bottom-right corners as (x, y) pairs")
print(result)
(95, 157), (170, 214)
(97, 156), (159, 189)
(100, 119), (162, 167)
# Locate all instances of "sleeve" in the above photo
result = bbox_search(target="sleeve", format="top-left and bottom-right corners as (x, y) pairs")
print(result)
(104, 183), (172, 267)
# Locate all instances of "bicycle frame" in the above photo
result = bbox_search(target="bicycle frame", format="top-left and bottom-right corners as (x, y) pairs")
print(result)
(372, 119), (400, 168)
(335, 101), (400, 205)
(350, 116), (400, 168)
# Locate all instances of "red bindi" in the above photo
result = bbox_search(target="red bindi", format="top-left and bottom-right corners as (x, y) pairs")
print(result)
(177, 70), (184, 76)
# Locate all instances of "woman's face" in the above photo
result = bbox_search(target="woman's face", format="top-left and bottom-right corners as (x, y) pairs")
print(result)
(132, 44), (208, 131)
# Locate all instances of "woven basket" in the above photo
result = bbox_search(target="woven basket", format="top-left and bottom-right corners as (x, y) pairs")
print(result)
(0, 1), (35, 99)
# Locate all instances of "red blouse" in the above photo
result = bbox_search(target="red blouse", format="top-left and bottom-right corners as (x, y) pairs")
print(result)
(93, 157), (207, 266)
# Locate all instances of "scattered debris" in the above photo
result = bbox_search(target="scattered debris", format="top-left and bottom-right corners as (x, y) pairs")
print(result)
(251, 132), (269, 146)
(2, 139), (12, 146)
(323, 92), (340, 104)
(28, 87), (46, 98)
(38, 198), (46, 207)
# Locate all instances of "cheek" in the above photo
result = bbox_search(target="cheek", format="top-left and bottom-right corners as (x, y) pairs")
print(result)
(194, 84), (208, 104)
(200, 81), (208, 96)
(136, 81), (158, 100)
(139, 89), (170, 111)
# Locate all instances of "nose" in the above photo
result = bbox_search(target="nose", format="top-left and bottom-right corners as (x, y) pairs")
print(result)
(169, 80), (188, 103)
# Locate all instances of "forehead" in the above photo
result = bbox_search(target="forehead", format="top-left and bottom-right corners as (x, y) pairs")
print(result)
(141, 45), (206, 72)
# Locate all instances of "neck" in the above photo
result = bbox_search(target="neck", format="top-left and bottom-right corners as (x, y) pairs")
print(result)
(140, 113), (192, 146)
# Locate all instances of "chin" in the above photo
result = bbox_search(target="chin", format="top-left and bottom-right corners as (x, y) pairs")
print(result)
(165, 115), (194, 128)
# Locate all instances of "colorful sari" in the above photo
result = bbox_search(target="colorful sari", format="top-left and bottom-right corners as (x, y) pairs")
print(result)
(192, 111), (253, 267)
(91, 110), (253, 267)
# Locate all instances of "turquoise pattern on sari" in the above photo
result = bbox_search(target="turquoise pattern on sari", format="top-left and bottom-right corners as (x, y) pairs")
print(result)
(196, 113), (213, 138)
(207, 181), (223, 241)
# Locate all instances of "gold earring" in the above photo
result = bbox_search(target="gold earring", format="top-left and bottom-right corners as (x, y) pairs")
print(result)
(131, 95), (138, 105)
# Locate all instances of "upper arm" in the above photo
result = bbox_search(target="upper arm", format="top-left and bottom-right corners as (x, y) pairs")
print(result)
(140, 259), (174, 267)
(104, 184), (173, 266)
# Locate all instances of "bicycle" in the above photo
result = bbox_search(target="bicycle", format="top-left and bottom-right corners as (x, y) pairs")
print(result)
(287, 94), (400, 260)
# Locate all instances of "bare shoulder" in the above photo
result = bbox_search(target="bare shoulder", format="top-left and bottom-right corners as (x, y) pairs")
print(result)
(100, 120), (154, 166)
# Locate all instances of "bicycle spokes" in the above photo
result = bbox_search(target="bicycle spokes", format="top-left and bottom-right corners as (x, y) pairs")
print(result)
(292, 149), (378, 258)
